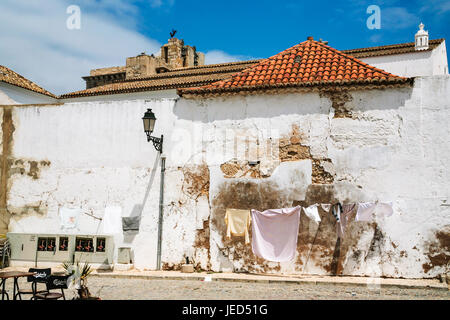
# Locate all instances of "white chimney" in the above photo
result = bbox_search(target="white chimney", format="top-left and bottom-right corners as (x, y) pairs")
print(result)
(415, 22), (429, 51)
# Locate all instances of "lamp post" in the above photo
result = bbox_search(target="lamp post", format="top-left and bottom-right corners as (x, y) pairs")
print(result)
(142, 108), (165, 271)
(142, 108), (163, 152)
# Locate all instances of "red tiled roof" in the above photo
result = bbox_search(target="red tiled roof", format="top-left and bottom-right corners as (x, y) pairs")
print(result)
(178, 38), (411, 97)
(60, 60), (260, 98)
(0, 65), (56, 98)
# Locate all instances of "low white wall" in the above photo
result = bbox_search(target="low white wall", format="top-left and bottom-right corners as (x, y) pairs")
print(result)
(0, 82), (57, 105)
(3, 76), (450, 278)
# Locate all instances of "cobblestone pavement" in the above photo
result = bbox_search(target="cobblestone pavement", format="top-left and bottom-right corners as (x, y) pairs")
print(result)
(2, 276), (449, 300)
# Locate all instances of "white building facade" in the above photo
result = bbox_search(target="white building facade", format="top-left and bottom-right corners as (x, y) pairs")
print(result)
(1, 27), (449, 279)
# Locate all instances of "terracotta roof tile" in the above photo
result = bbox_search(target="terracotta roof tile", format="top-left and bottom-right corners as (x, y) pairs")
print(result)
(61, 60), (260, 98)
(179, 39), (410, 97)
(62, 38), (440, 99)
(0, 65), (56, 98)
(60, 71), (251, 98)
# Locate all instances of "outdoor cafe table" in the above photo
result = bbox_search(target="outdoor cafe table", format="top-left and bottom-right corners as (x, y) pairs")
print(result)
(0, 271), (36, 300)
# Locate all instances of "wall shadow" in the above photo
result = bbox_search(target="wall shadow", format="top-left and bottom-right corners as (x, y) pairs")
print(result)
(123, 152), (161, 244)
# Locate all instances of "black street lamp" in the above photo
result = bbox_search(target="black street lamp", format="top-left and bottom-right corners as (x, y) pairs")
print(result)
(142, 107), (165, 271)
(142, 108), (163, 152)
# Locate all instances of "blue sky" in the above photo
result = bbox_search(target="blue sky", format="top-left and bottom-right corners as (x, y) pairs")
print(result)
(136, 0), (449, 60)
(0, 0), (448, 94)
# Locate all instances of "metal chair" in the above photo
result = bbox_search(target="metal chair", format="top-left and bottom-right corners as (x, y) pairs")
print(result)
(0, 279), (9, 300)
(15, 268), (51, 300)
(33, 275), (69, 300)
(0, 238), (11, 269)
(1, 237), (11, 299)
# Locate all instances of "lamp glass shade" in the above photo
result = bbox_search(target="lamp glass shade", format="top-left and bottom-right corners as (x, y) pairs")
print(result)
(142, 109), (157, 133)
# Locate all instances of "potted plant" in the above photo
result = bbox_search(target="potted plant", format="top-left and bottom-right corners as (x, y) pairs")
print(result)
(62, 261), (98, 300)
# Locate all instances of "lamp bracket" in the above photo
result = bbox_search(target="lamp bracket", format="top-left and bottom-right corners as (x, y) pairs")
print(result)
(146, 133), (163, 153)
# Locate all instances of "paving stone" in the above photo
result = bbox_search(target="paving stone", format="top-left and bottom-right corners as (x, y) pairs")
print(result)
(2, 276), (449, 300)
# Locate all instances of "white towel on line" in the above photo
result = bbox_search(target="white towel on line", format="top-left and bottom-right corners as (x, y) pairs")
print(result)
(251, 206), (301, 262)
(356, 202), (393, 222)
(59, 207), (80, 230)
(103, 206), (123, 234)
(302, 205), (321, 223)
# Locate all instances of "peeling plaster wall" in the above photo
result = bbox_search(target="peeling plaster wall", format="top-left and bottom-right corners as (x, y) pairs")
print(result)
(2, 100), (192, 271)
(173, 75), (450, 278)
(1, 76), (449, 278)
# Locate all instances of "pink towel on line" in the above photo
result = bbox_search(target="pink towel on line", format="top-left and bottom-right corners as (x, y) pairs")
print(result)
(251, 206), (301, 262)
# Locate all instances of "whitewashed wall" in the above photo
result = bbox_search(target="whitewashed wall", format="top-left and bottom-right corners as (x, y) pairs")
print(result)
(4, 76), (450, 278)
(0, 82), (57, 105)
(359, 41), (449, 77)
(7, 99), (181, 270)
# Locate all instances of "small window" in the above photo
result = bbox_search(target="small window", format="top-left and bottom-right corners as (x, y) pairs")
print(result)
(37, 237), (56, 251)
(164, 47), (169, 63)
(59, 237), (69, 251)
(75, 237), (94, 252)
(96, 238), (106, 253)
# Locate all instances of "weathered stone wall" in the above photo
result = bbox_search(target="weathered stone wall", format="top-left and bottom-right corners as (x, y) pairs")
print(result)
(90, 66), (126, 77)
(1, 76), (449, 279)
(173, 75), (450, 278)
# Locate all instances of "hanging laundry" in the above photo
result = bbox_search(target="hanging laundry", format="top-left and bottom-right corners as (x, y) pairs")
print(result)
(337, 203), (357, 238)
(355, 202), (376, 221)
(251, 206), (301, 262)
(59, 207), (80, 230)
(355, 202), (393, 222)
(103, 206), (123, 234)
(302, 205), (321, 223)
(331, 203), (342, 222)
(224, 209), (252, 244)
(320, 204), (332, 212)
(122, 216), (141, 231)
(377, 202), (394, 217)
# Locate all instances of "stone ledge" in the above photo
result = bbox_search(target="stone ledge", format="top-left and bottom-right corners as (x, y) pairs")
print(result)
(88, 270), (449, 291)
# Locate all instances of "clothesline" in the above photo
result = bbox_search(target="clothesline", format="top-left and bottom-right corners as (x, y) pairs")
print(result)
(224, 201), (394, 263)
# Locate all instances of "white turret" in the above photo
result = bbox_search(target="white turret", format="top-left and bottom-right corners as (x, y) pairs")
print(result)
(415, 22), (429, 51)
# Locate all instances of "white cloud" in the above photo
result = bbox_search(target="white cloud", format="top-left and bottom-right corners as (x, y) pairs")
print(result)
(150, 0), (163, 8)
(420, 0), (450, 15)
(0, 0), (248, 96)
(381, 7), (419, 29)
(0, 0), (161, 95)
(204, 50), (256, 65)
(369, 34), (383, 43)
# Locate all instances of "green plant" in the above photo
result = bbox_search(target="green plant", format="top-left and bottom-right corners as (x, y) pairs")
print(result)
(61, 261), (94, 299)
(62, 260), (93, 280)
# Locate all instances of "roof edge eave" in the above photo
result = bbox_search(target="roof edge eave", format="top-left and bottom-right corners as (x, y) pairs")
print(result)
(178, 78), (414, 99)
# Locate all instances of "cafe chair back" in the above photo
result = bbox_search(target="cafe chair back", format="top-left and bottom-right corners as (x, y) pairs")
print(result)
(15, 268), (51, 300)
(33, 275), (69, 300)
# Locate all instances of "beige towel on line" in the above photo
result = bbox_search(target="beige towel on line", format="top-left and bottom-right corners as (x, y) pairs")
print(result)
(225, 209), (252, 244)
